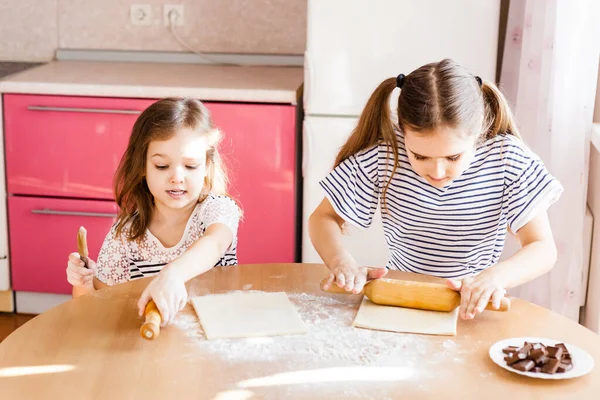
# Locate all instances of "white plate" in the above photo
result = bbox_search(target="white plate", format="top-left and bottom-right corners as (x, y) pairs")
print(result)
(489, 337), (594, 380)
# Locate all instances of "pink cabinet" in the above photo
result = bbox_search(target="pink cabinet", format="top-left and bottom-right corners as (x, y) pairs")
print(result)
(208, 103), (296, 265)
(3, 94), (297, 295)
(8, 196), (117, 294)
(3, 94), (155, 199)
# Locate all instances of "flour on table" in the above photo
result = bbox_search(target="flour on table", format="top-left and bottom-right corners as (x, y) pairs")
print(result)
(173, 292), (470, 368)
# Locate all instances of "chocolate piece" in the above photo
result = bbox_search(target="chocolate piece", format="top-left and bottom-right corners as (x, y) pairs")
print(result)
(502, 346), (519, 355)
(530, 347), (548, 363)
(561, 357), (572, 365)
(555, 343), (568, 353)
(504, 341), (574, 375)
(546, 346), (563, 359)
(512, 359), (535, 372)
(555, 343), (571, 359)
(535, 356), (549, 366)
(557, 362), (573, 373)
(504, 352), (521, 365)
(517, 343), (532, 359)
(542, 358), (561, 374)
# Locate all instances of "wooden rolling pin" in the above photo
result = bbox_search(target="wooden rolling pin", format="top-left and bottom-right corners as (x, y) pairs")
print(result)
(77, 226), (90, 268)
(321, 278), (510, 312)
(140, 300), (162, 340)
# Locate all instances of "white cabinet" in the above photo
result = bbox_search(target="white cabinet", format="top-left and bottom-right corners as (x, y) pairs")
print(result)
(302, 116), (389, 267)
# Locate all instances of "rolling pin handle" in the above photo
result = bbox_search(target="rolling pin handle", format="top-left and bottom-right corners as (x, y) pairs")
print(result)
(140, 300), (162, 340)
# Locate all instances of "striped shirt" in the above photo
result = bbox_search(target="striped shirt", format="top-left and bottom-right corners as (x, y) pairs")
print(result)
(320, 133), (563, 278)
(96, 193), (240, 285)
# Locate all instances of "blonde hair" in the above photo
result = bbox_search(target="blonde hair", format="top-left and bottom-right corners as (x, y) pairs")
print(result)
(335, 58), (521, 208)
(114, 97), (238, 240)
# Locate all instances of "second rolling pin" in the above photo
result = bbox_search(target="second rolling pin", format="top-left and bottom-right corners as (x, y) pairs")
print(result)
(140, 300), (162, 340)
(77, 226), (90, 268)
(321, 277), (510, 312)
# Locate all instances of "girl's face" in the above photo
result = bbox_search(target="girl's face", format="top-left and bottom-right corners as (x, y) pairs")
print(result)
(404, 126), (478, 188)
(145, 128), (208, 211)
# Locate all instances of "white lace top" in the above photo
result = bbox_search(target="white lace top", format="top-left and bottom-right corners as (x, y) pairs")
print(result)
(95, 193), (240, 285)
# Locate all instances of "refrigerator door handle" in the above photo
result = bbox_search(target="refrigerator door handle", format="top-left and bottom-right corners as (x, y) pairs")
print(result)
(31, 209), (118, 218)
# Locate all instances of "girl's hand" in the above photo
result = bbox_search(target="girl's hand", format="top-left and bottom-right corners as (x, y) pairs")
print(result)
(137, 269), (188, 327)
(446, 274), (506, 320)
(322, 260), (388, 294)
(66, 252), (96, 289)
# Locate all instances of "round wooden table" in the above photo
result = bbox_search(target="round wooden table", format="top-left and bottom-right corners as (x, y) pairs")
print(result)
(0, 263), (598, 399)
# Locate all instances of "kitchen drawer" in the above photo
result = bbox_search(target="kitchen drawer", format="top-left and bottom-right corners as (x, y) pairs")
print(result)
(3, 94), (155, 199)
(9, 196), (118, 294)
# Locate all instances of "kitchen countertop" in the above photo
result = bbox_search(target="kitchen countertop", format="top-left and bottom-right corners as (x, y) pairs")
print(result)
(0, 61), (303, 104)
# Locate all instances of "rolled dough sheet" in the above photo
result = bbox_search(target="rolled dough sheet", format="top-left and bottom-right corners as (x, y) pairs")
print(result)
(190, 291), (308, 339)
(352, 298), (459, 336)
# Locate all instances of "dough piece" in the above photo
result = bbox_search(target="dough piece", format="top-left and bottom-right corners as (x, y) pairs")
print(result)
(190, 292), (308, 339)
(352, 298), (459, 336)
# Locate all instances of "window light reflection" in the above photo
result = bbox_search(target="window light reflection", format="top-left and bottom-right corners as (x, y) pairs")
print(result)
(237, 366), (414, 388)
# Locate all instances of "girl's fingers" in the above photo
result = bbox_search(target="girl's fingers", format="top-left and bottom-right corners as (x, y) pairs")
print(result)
(170, 298), (179, 326)
(155, 298), (170, 327)
(344, 274), (356, 292)
(473, 288), (495, 316)
(68, 252), (82, 263)
(335, 273), (347, 288)
(353, 274), (367, 294)
(490, 289), (505, 310)
(323, 273), (335, 290)
(465, 288), (481, 317)
(366, 267), (388, 281)
(445, 279), (462, 291)
(137, 289), (152, 317)
(66, 269), (85, 286)
(459, 288), (472, 320)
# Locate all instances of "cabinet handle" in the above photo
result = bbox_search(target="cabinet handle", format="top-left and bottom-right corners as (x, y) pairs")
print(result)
(27, 105), (142, 115)
(31, 209), (118, 218)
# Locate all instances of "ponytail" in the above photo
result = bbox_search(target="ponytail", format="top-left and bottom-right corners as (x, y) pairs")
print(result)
(333, 77), (399, 211)
(334, 78), (398, 167)
(481, 81), (522, 141)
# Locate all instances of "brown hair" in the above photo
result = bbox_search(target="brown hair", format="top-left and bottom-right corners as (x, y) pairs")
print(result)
(113, 97), (236, 240)
(334, 58), (521, 207)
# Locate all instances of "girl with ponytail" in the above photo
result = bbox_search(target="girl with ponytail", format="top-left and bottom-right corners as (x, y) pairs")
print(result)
(309, 59), (563, 320)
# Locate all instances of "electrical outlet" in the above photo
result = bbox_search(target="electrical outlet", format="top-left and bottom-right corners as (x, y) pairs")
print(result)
(130, 4), (152, 26)
(163, 4), (184, 26)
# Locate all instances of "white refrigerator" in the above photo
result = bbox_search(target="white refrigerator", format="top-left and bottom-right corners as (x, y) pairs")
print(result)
(302, 0), (502, 266)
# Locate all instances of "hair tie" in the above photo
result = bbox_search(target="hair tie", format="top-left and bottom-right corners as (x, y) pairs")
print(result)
(396, 74), (405, 89)
(475, 76), (482, 87)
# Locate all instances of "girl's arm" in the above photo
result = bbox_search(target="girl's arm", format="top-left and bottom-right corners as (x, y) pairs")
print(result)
(162, 223), (234, 282)
(309, 198), (387, 294)
(485, 212), (557, 288)
(68, 227), (129, 298)
(448, 212), (557, 319)
(137, 223), (234, 325)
